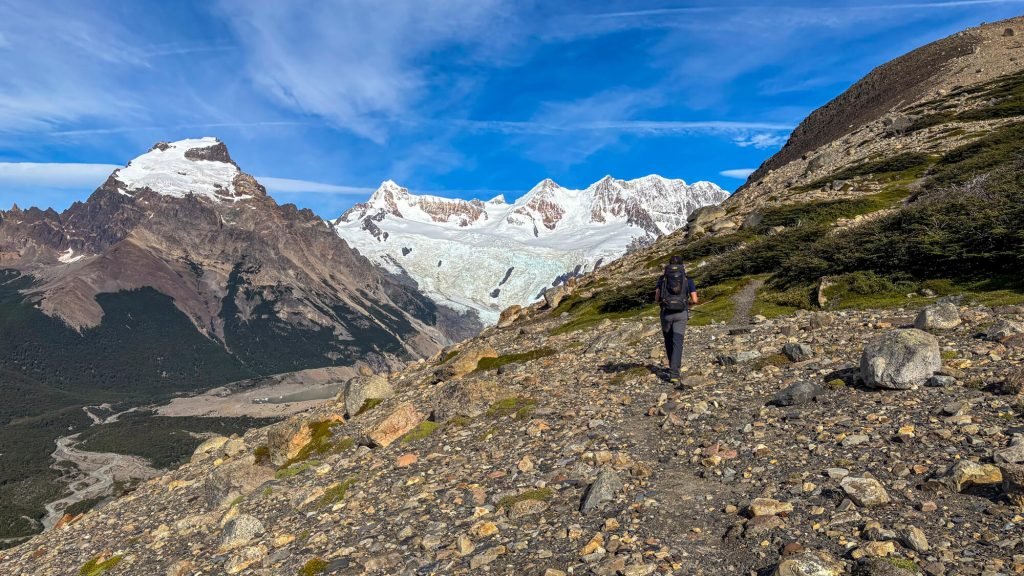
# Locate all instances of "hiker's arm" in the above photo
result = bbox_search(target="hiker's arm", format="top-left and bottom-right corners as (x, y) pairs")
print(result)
(690, 291), (699, 305)
(654, 288), (661, 303)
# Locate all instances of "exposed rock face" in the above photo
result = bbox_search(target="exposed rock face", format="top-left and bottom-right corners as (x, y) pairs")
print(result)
(860, 329), (941, 389)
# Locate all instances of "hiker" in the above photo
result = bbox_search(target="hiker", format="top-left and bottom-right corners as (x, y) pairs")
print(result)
(655, 255), (698, 386)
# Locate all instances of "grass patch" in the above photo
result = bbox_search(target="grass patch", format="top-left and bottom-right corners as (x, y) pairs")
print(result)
(400, 421), (439, 443)
(275, 460), (321, 480)
(283, 420), (350, 468)
(941, 350), (958, 361)
(801, 151), (931, 190)
(497, 487), (554, 511)
(317, 477), (357, 509)
(355, 398), (384, 416)
(254, 445), (270, 466)
(882, 557), (921, 572)
(478, 426), (499, 441)
(474, 348), (556, 372)
(688, 278), (746, 327)
(486, 397), (538, 420)
(446, 415), (473, 428)
(80, 555), (122, 576)
(299, 558), (329, 576)
(609, 366), (652, 386)
(752, 354), (791, 370)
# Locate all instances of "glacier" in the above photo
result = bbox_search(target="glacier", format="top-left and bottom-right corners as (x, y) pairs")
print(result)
(333, 175), (729, 324)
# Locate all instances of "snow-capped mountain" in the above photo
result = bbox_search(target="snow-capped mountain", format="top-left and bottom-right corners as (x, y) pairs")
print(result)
(333, 175), (729, 323)
(0, 137), (480, 376)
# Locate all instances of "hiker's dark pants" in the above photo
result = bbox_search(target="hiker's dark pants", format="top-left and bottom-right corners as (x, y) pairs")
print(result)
(661, 310), (689, 379)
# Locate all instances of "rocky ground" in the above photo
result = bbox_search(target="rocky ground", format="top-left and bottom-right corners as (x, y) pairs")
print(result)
(3, 296), (1022, 576)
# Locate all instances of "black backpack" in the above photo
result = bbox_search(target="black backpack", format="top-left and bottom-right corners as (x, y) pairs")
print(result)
(661, 264), (689, 312)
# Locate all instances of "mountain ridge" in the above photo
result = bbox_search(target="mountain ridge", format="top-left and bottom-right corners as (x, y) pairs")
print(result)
(333, 175), (728, 322)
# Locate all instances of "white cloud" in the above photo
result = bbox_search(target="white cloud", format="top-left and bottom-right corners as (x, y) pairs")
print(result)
(458, 118), (794, 135)
(256, 177), (372, 195)
(0, 162), (119, 188)
(0, 162), (368, 198)
(214, 0), (506, 142)
(719, 168), (756, 180)
(734, 133), (789, 149)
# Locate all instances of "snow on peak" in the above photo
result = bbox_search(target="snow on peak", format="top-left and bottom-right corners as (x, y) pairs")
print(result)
(112, 137), (249, 202)
(333, 173), (730, 323)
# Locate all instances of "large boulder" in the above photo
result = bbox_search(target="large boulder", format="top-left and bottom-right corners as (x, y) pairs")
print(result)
(860, 329), (940, 390)
(1000, 463), (1024, 508)
(361, 402), (427, 448)
(543, 285), (569, 309)
(431, 378), (499, 423)
(688, 205), (727, 228)
(204, 455), (274, 509)
(437, 342), (498, 380)
(914, 302), (961, 331)
(775, 550), (844, 576)
(984, 318), (1024, 342)
(782, 343), (814, 362)
(219, 514), (264, 552)
(342, 374), (394, 418)
(497, 305), (523, 328)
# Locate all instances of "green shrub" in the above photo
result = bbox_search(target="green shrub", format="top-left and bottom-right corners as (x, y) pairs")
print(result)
(299, 558), (329, 576)
(80, 555), (122, 576)
(400, 421), (439, 443)
(475, 348), (556, 372)
(497, 487), (553, 511)
(486, 397), (537, 420)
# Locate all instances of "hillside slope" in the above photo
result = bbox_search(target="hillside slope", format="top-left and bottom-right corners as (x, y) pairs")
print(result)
(0, 138), (479, 543)
(4, 17), (1024, 576)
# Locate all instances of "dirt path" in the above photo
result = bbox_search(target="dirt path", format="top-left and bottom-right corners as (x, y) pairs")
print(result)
(728, 277), (764, 327)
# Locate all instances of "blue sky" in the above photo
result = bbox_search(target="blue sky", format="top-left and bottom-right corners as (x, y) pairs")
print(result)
(0, 0), (1021, 217)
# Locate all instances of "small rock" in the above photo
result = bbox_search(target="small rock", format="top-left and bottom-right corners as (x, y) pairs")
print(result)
(782, 342), (814, 362)
(943, 460), (1002, 492)
(926, 375), (956, 388)
(772, 382), (824, 406)
(718, 350), (761, 365)
(581, 469), (623, 513)
(749, 498), (794, 517)
(840, 476), (891, 508)
(901, 525), (929, 553)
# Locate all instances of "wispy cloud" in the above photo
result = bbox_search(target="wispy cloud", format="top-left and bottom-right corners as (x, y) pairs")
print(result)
(720, 168), (756, 179)
(257, 177), (372, 195)
(0, 162), (369, 198)
(0, 162), (119, 188)
(47, 121), (305, 137)
(457, 119), (794, 136)
(734, 133), (789, 149)
(214, 0), (506, 143)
